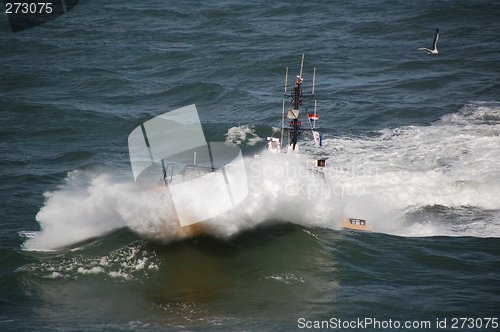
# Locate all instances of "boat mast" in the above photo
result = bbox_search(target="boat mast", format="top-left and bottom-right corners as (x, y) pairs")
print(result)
(312, 66), (316, 96)
(290, 54), (304, 150)
(299, 53), (304, 79)
(281, 100), (285, 149)
(281, 67), (288, 150)
(313, 100), (317, 129)
(280, 54), (319, 152)
(284, 66), (288, 93)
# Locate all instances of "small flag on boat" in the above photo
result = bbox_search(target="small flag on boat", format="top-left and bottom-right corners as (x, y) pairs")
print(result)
(308, 114), (320, 121)
(312, 130), (322, 147)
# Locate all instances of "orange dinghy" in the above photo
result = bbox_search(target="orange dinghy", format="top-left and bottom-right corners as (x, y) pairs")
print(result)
(342, 217), (369, 232)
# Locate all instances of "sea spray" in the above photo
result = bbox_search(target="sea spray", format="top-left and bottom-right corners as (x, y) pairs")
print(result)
(317, 103), (500, 237)
(23, 170), (186, 251)
(23, 152), (342, 251)
(23, 103), (500, 251)
(24, 171), (127, 251)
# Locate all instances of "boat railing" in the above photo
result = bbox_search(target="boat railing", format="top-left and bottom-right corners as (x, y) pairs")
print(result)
(160, 159), (176, 185)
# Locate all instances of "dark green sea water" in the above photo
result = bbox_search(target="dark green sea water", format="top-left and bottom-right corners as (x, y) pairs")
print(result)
(1, 0), (500, 331)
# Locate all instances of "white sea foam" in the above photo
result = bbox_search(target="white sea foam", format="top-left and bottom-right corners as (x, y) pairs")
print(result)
(225, 125), (263, 146)
(265, 272), (305, 284)
(23, 171), (129, 251)
(22, 103), (500, 250)
(18, 242), (158, 280)
(318, 102), (500, 237)
(204, 151), (342, 236)
(23, 147), (338, 251)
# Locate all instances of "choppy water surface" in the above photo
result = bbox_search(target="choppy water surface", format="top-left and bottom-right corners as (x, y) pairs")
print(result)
(1, 0), (499, 330)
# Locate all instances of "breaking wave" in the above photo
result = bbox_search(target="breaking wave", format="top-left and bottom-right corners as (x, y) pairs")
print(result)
(22, 153), (337, 251)
(319, 102), (500, 237)
(23, 103), (500, 251)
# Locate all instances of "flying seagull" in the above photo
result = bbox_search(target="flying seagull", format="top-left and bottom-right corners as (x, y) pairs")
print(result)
(418, 29), (439, 55)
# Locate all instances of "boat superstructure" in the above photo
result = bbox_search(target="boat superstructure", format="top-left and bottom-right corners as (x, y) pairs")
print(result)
(266, 54), (326, 171)
(126, 58), (368, 232)
(266, 55), (369, 231)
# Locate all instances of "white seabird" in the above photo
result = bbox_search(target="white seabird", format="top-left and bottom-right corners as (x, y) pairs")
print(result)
(418, 28), (439, 55)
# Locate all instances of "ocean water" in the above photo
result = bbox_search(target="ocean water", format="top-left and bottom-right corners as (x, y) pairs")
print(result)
(1, 0), (500, 331)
